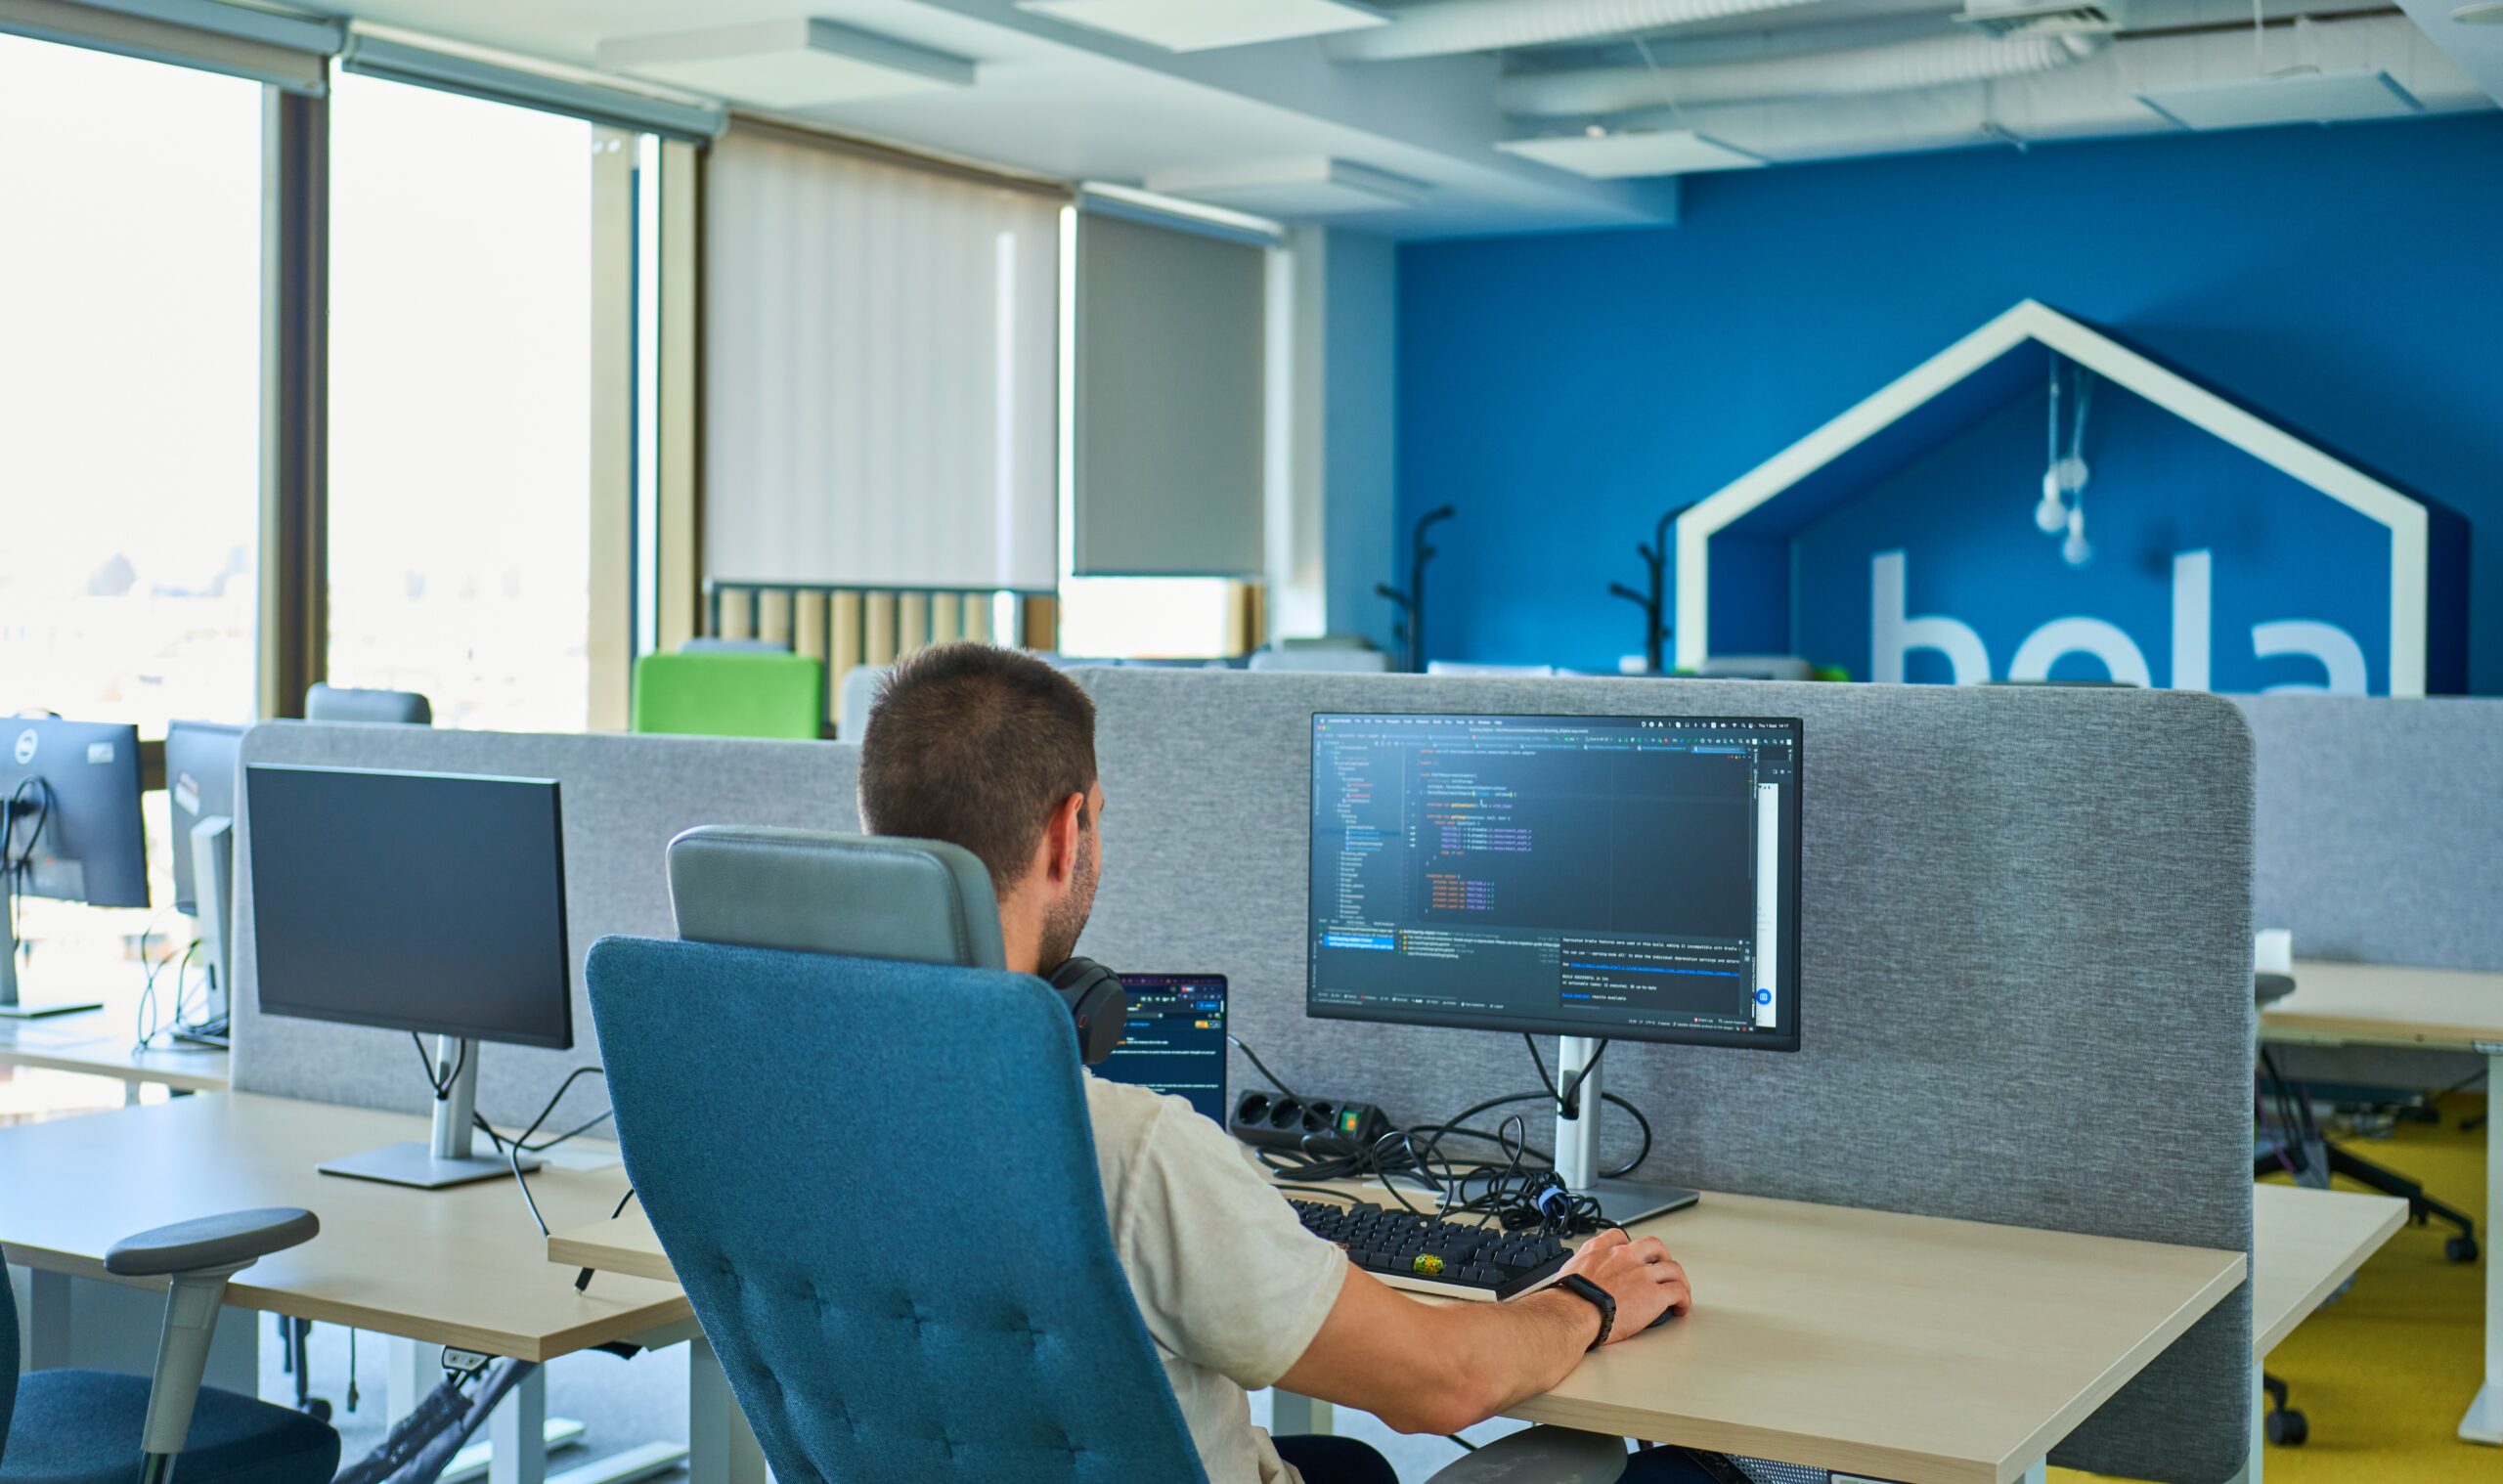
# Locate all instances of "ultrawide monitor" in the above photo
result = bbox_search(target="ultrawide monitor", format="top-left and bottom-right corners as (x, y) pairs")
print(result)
(1307, 712), (1801, 1051)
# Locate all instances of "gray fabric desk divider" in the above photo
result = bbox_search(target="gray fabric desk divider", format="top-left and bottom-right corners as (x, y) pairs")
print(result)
(1072, 669), (2256, 1484)
(229, 723), (860, 1133)
(2234, 693), (2503, 1088)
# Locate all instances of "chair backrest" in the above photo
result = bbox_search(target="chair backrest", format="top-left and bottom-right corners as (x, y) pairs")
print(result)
(303, 683), (431, 724)
(667, 826), (1005, 968)
(588, 933), (1207, 1482)
(1248, 647), (1390, 674)
(836, 663), (888, 739)
(0, 1252), (18, 1450)
(631, 652), (823, 740)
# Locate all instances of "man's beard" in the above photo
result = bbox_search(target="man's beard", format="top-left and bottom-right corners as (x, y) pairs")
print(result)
(1039, 826), (1100, 969)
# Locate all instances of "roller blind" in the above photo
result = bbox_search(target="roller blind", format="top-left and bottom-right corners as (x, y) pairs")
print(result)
(1072, 208), (1266, 578)
(340, 33), (724, 141)
(704, 123), (1064, 592)
(0, 0), (338, 92)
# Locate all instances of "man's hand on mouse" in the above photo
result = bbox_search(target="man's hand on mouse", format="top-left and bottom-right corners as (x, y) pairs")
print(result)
(1559, 1228), (1691, 1339)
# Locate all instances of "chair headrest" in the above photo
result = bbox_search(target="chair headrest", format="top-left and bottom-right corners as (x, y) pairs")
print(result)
(667, 826), (1005, 969)
(304, 682), (431, 725)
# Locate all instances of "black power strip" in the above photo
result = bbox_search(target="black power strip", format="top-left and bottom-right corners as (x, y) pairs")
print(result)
(1229, 1090), (1392, 1153)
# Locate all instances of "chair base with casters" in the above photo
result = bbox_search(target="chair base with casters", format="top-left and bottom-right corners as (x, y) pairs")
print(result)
(2261, 1372), (2305, 1447)
(1, 1207), (337, 1484)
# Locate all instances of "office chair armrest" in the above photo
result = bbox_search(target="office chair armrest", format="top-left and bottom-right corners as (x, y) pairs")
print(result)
(105, 1207), (320, 1278)
(1422, 1426), (1630, 1483)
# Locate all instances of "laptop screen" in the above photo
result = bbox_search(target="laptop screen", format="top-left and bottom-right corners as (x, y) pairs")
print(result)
(1098, 975), (1229, 1123)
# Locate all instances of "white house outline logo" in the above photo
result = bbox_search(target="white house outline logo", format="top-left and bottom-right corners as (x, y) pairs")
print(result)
(1673, 300), (2437, 697)
(12, 730), (34, 766)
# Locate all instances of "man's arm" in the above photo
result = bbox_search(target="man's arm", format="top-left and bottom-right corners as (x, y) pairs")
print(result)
(1273, 1228), (1691, 1437)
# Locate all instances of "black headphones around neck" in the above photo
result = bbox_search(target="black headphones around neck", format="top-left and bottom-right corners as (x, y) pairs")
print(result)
(1045, 956), (1127, 1066)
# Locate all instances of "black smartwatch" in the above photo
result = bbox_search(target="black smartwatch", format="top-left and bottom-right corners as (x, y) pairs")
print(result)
(1555, 1274), (1614, 1350)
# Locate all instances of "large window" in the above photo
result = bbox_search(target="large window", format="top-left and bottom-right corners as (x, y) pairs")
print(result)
(0, 36), (262, 737)
(326, 73), (597, 732)
(0, 36), (262, 993)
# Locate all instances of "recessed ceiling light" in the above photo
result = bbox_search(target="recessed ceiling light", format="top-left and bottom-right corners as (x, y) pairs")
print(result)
(598, 19), (974, 109)
(1017, 0), (1387, 53)
(1496, 130), (1765, 179)
(1146, 157), (1427, 215)
(2137, 69), (2423, 130)
(2452, 1), (2503, 22)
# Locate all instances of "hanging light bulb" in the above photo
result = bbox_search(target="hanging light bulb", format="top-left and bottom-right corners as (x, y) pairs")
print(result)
(2035, 470), (2069, 534)
(2061, 502), (2092, 567)
(2054, 452), (2090, 496)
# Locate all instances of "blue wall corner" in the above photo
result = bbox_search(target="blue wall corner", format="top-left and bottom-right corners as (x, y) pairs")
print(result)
(1396, 113), (2503, 691)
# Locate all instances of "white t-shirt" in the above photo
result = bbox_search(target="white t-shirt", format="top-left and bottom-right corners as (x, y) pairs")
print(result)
(1084, 1074), (1350, 1484)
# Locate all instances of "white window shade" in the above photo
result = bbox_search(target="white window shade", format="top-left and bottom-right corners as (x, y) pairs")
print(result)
(704, 124), (1063, 592)
(1074, 209), (1266, 578)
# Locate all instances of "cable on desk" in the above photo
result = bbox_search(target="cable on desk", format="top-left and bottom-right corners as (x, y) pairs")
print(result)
(1240, 1037), (1656, 1238)
(505, 1066), (612, 1237)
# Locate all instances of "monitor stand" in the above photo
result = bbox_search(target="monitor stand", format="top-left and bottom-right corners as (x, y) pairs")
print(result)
(1554, 1035), (1697, 1228)
(321, 1036), (542, 1190)
(0, 918), (102, 1019)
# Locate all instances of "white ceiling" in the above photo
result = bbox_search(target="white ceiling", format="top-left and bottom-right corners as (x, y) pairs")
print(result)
(308, 0), (1683, 236)
(296, 0), (2495, 236)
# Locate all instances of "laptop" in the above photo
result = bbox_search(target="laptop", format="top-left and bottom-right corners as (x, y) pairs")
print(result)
(1097, 974), (1228, 1123)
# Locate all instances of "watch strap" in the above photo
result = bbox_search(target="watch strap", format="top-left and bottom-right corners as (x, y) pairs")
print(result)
(1556, 1273), (1614, 1349)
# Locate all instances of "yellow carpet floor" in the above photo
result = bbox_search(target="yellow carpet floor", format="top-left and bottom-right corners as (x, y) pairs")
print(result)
(2060, 1093), (2490, 1484)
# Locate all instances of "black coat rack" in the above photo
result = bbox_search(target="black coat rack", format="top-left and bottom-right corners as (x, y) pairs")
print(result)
(1377, 505), (1455, 675)
(1607, 503), (1693, 675)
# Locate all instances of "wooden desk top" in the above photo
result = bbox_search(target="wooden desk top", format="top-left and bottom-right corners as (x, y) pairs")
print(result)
(2251, 1184), (2404, 1358)
(0, 990), (230, 1092)
(2263, 960), (2503, 1053)
(551, 1182), (2243, 1484)
(0, 1092), (686, 1361)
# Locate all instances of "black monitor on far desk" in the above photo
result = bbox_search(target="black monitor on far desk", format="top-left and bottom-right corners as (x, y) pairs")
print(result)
(1308, 712), (1803, 1223)
(247, 762), (573, 1189)
(0, 717), (149, 1018)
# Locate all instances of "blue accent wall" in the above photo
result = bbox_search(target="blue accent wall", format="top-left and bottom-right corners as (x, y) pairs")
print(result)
(1395, 113), (2503, 691)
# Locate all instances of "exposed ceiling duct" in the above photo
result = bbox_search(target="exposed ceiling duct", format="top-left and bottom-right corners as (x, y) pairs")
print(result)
(1325, 0), (1827, 63)
(1579, 14), (2485, 171)
(1498, 32), (2103, 116)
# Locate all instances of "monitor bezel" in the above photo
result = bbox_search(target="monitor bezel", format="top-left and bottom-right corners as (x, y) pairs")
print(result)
(244, 762), (575, 1052)
(1304, 710), (1804, 1053)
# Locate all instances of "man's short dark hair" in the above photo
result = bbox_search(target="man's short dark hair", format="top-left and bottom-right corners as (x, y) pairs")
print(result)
(857, 642), (1097, 897)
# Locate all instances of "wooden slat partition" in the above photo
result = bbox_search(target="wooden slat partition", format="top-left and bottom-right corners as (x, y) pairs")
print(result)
(698, 584), (1051, 736)
(758, 589), (794, 647)
(863, 592), (899, 667)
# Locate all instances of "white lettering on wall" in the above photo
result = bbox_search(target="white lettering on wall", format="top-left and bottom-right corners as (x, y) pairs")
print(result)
(1866, 548), (2373, 693)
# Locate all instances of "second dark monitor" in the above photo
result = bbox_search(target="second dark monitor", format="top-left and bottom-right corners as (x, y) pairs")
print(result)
(245, 764), (573, 1051)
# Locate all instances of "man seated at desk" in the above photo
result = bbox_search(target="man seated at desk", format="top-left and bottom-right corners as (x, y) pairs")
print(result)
(858, 643), (1709, 1484)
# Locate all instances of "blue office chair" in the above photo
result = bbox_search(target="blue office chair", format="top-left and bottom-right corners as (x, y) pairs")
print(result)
(1, 1208), (339, 1484)
(303, 683), (431, 725)
(593, 828), (1630, 1484)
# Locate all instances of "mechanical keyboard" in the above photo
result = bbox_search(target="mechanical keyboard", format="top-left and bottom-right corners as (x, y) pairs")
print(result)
(1288, 1198), (1570, 1300)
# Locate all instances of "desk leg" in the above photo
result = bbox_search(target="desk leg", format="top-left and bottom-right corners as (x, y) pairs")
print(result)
(2018, 1460), (2046, 1484)
(2221, 1363), (2264, 1484)
(488, 1365), (549, 1484)
(19, 1272), (251, 1390)
(2464, 1048), (2502, 1446)
(1269, 1391), (1334, 1436)
(122, 1080), (141, 1109)
(688, 1334), (767, 1484)
(23, 1269), (69, 1371)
